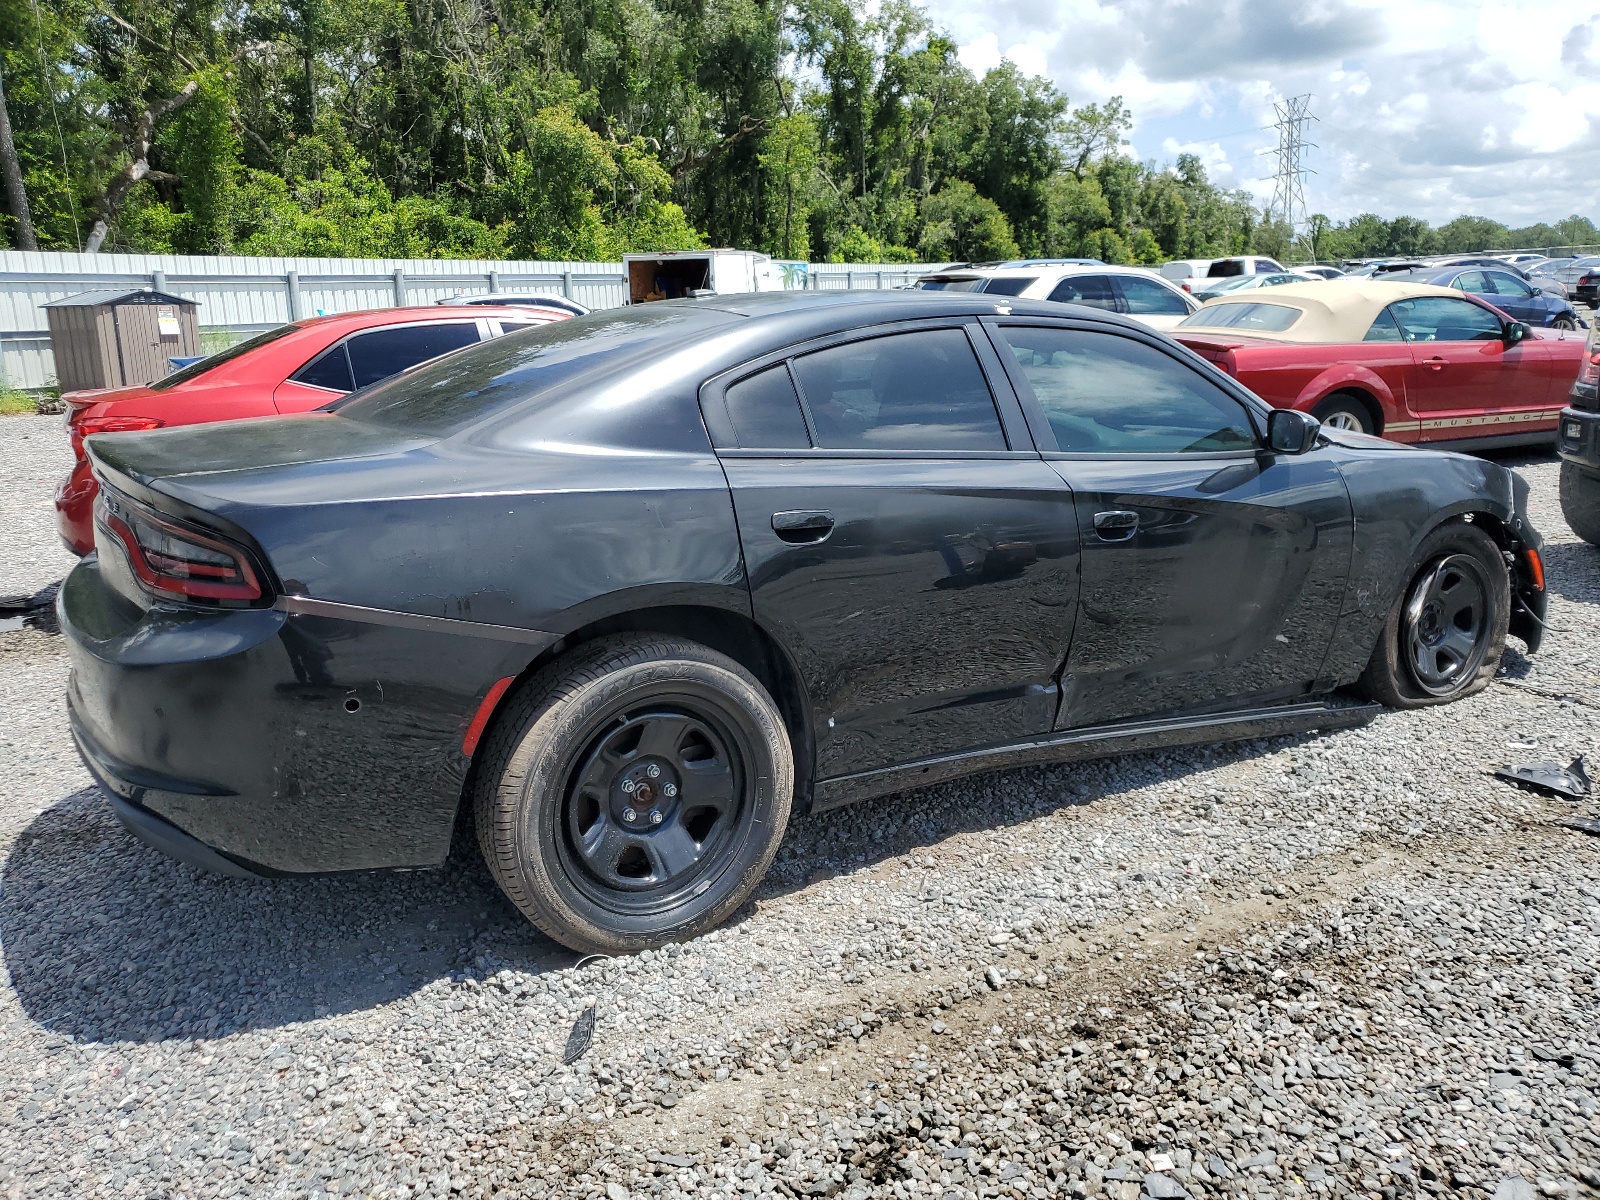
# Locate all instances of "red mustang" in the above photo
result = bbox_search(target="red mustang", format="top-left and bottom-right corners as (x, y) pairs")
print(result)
(56, 304), (569, 554)
(1171, 280), (1585, 446)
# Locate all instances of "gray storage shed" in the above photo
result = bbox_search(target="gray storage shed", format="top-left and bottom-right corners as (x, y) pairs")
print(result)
(43, 287), (201, 393)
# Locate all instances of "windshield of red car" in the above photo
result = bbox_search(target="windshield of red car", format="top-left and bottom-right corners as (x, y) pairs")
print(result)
(147, 324), (302, 391)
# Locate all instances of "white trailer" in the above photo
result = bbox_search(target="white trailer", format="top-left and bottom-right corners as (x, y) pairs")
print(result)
(622, 250), (807, 303)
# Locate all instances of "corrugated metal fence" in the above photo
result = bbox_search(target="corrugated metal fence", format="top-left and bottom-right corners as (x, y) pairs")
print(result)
(0, 251), (942, 390)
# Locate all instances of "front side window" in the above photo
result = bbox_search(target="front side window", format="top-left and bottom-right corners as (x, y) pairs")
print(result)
(1047, 274), (1121, 309)
(1487, 271), (1534, 298)
(790, 328), (1007, 452)
(997, 326), (1260, 454)
(1117, 275), (1191, 315)
(1387, 297), (1504, 342)
(346, 322), (482, 389)
(1258, 260), (1285, 272)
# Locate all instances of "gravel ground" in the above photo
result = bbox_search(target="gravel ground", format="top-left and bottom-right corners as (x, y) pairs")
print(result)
(1, 416), (1598, 1200)
(0, 414), (76, 603)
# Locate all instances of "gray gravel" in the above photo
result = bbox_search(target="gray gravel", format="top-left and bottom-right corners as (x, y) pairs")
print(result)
(1, 416), (1598, 1199)
(0, 414), (77, 601)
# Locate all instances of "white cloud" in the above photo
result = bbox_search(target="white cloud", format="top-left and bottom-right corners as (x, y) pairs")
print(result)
(927, 0), (1600, 223)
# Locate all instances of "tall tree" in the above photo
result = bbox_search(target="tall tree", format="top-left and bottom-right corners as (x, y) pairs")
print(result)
(0, 61), (37, 249)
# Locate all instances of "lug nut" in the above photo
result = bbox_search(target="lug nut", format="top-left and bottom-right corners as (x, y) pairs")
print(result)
(622, 808), (637, 823)
(663, 783), (677, 798)
(621, 779), (635, 794)
(646, 763), (661, 778)
(649, 809), (663, 824)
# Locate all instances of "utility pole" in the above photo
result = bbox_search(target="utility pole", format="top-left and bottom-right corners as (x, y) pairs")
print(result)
(1269, 94), (1316, 250)
(0, 61), (40, 251)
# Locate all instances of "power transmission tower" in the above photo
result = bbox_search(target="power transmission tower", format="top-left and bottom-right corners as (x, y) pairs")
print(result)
(1269, 94), (1316, 243)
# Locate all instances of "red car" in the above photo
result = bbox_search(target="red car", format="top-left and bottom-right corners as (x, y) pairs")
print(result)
(1171, 279), (1586, 446)
(56, 305), (569, 554)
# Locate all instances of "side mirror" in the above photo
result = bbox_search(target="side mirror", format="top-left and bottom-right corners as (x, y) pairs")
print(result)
(1267, 408), (1321, 454)
(1504, 321), (1529, 345)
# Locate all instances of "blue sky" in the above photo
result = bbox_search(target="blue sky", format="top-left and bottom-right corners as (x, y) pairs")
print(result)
(932, 0), (1600, 228)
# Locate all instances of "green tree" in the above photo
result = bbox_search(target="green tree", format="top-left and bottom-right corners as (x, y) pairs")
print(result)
(916, 178), (1017, 261)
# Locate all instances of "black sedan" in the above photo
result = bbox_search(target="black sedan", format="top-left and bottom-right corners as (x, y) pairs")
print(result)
(61, 292), (1548, 953)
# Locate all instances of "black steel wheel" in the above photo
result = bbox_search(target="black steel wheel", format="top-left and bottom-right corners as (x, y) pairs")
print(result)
(1358, 522), (1509, 708)
(473, 635), (792, 954)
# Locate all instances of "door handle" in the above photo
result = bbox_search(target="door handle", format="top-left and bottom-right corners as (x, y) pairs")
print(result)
(772, 510), (834, 543)
(1093, 510), (1140, 541)
(1425, 356), (1446, 371)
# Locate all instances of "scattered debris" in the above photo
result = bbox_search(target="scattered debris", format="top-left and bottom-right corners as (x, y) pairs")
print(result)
(1494, 756), (1590, 800)
(1559, 815), (1600, 839)
(562, 1003), (596, 1065)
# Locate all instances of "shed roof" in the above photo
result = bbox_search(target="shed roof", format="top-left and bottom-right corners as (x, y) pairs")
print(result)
(43, 287), (198, 309)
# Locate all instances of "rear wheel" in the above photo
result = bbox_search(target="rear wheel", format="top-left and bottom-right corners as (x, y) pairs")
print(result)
(474, 635), (793, 954)
(1358, 522), (1508, 708)
(1561, 462), (1600, 546)
(1311, 393), (1375, 435)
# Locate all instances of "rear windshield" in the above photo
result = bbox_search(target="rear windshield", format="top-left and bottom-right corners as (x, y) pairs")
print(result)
(1176, 302), (1303, 333)
(913, 277), (987, 291)
(333, 304), (737, 435)
(1206, 260), (1246, 278)
(148, 324), (301, 391)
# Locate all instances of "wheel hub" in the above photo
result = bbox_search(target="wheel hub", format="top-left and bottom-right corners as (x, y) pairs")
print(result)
(612, 757), (680, 827)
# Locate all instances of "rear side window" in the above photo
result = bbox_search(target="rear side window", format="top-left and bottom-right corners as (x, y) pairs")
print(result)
(346, 322), (482, 389)
(1047, 275), (1121, 310)
(998, 326), (1259, 454)
(1452, 271), (1490, 294)
(292, 343), (356, 392)
(979, 277), (1037, 297)
(1117, 275), (1191, 315)
(1364, 307), (1408, 342)
(724, 364), (811, 449)
(1207, 260), (1245, 278)
(791, 328), (1007, 452)
(151, 324), (302, 392)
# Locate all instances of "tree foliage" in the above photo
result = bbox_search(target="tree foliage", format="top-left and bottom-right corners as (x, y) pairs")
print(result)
(0, 0), (1592, 260)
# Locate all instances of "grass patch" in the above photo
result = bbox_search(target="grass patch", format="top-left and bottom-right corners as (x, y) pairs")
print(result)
(0, 388), (38, 416)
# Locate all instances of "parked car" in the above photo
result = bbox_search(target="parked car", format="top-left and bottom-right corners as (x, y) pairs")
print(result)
(437, 293), (590, 317)
(1429, 256), (1568, 301)
(1158, 259), (1217, 286)
(1159, 256), (1289, 293)
(1294, 265), (1346, 280)
(912, 264), (1198, 329)
(62, 291), (1546, 953)
(1383, 265), (1585, 329)
(1191, 271), (1318, 302)
(1172, 279), (1586, 446)
(1556, 319), (1600, 544)
(1556, 257), (1600, 306)
(1497, 253), (1549, 268)
(55, 305), (569, 555)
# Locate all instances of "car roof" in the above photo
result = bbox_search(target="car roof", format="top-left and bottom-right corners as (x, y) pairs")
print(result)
(292, 305), (554, 332)
(1174, 279), (1476, 343)
(915, 263), (1178, 282)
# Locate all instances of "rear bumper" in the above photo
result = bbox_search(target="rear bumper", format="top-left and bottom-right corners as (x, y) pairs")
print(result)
(59, 554), (551, 874)
(54, 458), (96, 556)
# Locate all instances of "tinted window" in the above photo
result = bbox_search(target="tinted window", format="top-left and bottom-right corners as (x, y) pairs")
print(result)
(1364, 307), (1408, 342)
(346, 322), (481, 389)
(150, 324), (300, 392)
(1388, 297), (1504, 342)
(1175, 302), (1302, 332)
(1207, 260), (1245, 278)
(979, 276), (1037, 296)
(998, 326), (1259, 454)
(291, 343), (355, 392)
(724, 364), (810, 449)
(1047, 274), (1120, 309)
(1487, 271), (1534, 298)
(914, 277), (986, 291)
(1258, 260), (1285, 272)
(791, 329), (1006, 452)
(1452, 271), (1490, 294)
(1117, 275), (1190, 315)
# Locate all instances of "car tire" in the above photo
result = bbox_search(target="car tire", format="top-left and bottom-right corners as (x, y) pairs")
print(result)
(1311, 393), (1375, 435)
(473, 634), (793, 955)
(1357, 521), (1509, 709)
(1561, 462), (1600, 546)
(1553, 315), (1578, 330)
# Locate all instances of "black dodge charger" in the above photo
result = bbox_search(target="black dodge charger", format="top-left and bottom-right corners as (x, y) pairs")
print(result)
(61, 291), (1547, 953)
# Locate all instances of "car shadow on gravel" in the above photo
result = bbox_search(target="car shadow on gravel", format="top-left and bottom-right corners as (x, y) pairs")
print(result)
(5, 726), (1329, 1045)
(0, 787), (581, 1044)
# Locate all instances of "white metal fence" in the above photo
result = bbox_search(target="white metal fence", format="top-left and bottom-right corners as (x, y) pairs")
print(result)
(0, 251), (943, 391)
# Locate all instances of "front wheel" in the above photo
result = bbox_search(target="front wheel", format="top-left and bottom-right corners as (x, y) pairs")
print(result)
(1312, 393), (1375, 435)
(1358, 522), (1509, 708)
(1552, 315), (1578, 331)
(474, 635), (793, 954)
(1561, 461), (1600, 546)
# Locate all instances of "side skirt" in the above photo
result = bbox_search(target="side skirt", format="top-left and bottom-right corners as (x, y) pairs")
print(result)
(809, 698), (1382, 813)
(1423, 431), (1556, 453)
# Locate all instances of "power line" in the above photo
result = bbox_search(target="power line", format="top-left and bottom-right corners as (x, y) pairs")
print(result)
(1268, 94), (1316, 238)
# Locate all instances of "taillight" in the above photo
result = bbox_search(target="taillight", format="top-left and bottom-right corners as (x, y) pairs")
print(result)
(70, 415), (164, 460)
(1579, 352), (1600, 387)
(96, 489), (264, 605)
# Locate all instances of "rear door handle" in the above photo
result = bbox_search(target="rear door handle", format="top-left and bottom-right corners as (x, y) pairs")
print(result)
(772, 510), (834, 543)
(1093, 510), (1140, 541)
